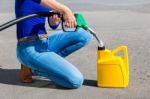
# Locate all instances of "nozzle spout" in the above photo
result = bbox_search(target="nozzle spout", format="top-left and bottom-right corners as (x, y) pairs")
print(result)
(87, 28), (105, 50)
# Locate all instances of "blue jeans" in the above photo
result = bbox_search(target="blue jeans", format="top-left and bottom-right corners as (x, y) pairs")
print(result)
(16, 29), (92, 89)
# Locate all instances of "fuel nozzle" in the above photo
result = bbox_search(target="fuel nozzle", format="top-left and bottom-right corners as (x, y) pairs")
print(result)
(74, 13), (105, 50)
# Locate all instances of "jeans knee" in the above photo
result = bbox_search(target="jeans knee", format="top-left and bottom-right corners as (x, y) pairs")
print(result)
(67, 74), (84, 89)
(77, 29), (92, 45)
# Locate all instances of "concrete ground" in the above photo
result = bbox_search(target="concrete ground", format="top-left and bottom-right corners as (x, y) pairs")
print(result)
(0, 3), (150, 99)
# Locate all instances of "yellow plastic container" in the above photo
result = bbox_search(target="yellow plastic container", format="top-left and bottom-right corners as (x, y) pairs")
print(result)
(97, 46), (129, 88)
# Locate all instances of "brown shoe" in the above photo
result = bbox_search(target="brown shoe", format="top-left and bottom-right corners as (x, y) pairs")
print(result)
(20, 64), (33, 83)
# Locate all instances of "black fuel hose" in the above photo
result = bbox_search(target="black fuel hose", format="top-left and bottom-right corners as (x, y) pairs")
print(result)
(0, 12), (60, 31)
(0, 12), (105, 50)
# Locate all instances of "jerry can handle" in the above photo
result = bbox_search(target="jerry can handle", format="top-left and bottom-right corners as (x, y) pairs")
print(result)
(111, 46), (129, 73)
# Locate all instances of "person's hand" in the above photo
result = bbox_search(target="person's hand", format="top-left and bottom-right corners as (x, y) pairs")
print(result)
(63, 8), (76, 28)
(41, 0), (76, 28)
(49, 14), (61, 26)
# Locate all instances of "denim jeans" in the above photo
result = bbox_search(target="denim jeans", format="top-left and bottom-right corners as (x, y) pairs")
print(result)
(16, 29), (92, 89)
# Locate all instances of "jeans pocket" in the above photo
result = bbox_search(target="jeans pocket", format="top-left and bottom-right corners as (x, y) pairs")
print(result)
(35, 38), (49, 52)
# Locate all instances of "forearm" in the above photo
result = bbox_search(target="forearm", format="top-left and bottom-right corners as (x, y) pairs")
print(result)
(41, 0), (70, 14)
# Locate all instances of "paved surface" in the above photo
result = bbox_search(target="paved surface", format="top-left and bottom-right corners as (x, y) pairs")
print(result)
(0, 2), (150, 99)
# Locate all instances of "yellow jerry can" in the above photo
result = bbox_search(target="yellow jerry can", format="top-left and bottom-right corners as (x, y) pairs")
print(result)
(97, 45), (129, 88)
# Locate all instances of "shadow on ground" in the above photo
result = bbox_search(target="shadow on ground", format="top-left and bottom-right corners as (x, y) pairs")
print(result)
(0, 66), (97, 89)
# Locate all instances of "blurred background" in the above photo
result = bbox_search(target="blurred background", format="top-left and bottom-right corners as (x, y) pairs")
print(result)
(1, 0), (150, 13)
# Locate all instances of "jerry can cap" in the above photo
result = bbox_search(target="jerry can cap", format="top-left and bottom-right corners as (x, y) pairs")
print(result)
(98, 46), (105, 50)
